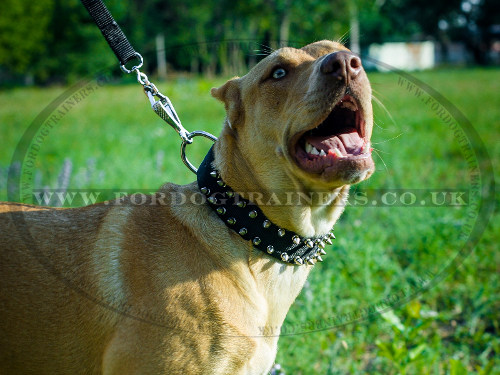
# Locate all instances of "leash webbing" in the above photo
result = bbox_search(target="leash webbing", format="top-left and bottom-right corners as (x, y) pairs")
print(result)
(81, 0), (138, 68)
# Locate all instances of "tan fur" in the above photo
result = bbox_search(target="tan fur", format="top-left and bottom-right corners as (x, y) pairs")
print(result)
(0, 41), (374, 374)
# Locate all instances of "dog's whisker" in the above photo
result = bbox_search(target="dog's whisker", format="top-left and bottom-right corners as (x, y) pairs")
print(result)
(252, 48), (272, 55)
(371, 133), (404, 145)
(336, 29), (351, 45)
(249, 53), (274, 57)
(256, 43), (275, 55)
(372, 148), (389, 172)
(372, 94), (397, 127)
(371, 89), (394, 104)
(373, 121), (386, 130)
(373, 116), (390, 130)
(247, 42), (275, 58)
(371, 147), (391, 154)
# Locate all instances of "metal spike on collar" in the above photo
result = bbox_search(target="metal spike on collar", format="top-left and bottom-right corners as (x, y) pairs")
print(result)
(217, 180), (225, 187)
(200, 187), (210, 195)
(210, 171), (218, 178)
(319, 249), (327, 255)
(307, 258), (316, 265)
(294, 257), (304, 265)
(237, 201), (246, 208)
(292, 235), (300, 245)
(239, 228), (247, 236)
(317, 241), (325, 249)
(316, 255), (324, 262)
(278, 228), (286, 237)
(208, 196), (217, 205)
(226, 191), (234, 198)
(281, 253), (289, 262)
(325, 238), (333, 245)
(227, 217), (236, 225)
(267, 245), (274, 254)
(249, 210), (258, 219)
(263, 220), (271, 228)
(305, 239), (314, 248)
(252, 237), (261, 245)
(217, 207), (226, 215)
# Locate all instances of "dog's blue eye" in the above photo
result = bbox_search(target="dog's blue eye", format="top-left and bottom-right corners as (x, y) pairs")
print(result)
(272, 68), (287, 79)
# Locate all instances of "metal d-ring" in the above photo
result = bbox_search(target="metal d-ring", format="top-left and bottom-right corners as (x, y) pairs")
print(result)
(181, 131), (218, 174)
(119, 52), (144, 74)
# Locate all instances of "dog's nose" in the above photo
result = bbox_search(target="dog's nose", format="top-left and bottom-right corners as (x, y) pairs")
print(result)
(320, 51), (362, 83)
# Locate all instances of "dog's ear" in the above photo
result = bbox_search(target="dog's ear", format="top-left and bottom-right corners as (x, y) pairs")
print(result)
(211, 78), (243, 129)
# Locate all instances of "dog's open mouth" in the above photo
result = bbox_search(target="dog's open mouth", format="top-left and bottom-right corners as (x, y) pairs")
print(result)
(293, 95), (371, 174)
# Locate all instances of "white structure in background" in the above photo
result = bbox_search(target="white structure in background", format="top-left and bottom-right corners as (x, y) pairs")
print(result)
(368, 41), (435, 71)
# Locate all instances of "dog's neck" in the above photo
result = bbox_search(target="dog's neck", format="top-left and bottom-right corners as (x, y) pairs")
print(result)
(214, 132), (350, 238)
(197, 146), (335, 265)
(204, 135), (350, 339)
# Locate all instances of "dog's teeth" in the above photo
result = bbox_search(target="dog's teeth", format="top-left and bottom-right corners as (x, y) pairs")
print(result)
(305, 142), (313, 153)
(306, 142), (327, 156)
(332, 148), (343, 158)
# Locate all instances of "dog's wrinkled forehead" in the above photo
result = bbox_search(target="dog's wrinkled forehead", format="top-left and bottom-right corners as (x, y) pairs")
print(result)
(300, 40), (349, 58)
(269, 40), (348, 62)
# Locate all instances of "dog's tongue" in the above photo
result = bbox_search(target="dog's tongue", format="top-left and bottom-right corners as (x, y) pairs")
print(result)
(306, 128), (363, 155)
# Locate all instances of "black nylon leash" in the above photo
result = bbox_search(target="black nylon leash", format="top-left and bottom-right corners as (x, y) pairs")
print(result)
(80, 0), (139, 69)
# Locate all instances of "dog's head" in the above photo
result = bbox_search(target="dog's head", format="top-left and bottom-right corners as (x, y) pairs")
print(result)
(212, 40), (374, 194)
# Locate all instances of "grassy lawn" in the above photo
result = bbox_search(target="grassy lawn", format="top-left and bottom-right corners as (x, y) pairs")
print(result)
(0, 68), (498, 374)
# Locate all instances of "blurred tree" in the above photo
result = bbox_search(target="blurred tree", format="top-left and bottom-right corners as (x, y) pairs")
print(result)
(0, 0), (54, 83)
(1, 0), (496, 85)
(37, 0), (130, 83)
(461, 0), (500, 64)
(365, 0), (500, 64)
(0, 0), (132, 84)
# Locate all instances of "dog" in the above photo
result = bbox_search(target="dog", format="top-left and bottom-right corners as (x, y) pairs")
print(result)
(0, 40), (374, 374)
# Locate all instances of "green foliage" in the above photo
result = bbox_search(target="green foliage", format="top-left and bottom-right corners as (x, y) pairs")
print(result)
(0, 0), (54, 73)
(376, 304), (437, 374)
(0, 0), (130, 84)
(35, 0), (126, 83)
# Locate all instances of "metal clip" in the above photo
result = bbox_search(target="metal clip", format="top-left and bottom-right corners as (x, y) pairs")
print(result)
(145, 89), (192, 143)
(120, 52), (217, 174)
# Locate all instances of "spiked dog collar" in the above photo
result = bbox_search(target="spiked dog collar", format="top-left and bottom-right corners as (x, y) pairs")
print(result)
(196, 147), (335, 266)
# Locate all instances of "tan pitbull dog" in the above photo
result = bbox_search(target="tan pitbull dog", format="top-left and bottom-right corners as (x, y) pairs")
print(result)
(0, 40), (374, 374)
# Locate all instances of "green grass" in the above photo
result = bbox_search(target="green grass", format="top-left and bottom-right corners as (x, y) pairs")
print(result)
(0, 68), (498, 374)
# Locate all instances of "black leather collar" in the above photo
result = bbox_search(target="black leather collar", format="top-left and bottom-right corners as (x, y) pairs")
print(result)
(196, 146), (335, 266)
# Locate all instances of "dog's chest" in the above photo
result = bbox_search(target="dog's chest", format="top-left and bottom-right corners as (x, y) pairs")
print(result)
(252, 260), (311, 327)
